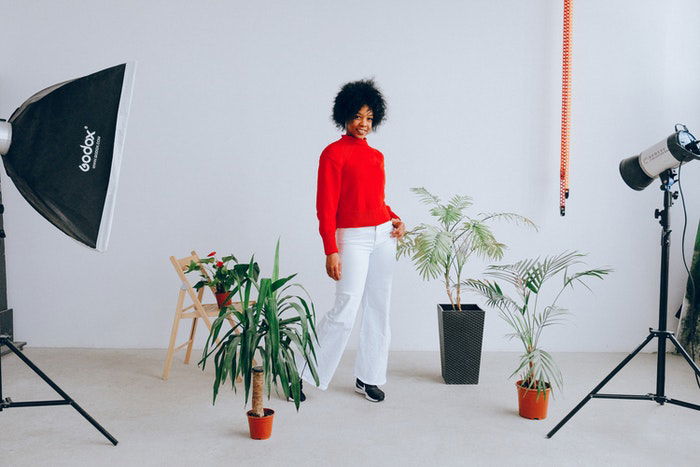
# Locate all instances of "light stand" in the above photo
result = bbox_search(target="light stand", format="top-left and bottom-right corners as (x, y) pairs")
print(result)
(0, 174), (117, 446)
(0, 185), (26, 356)
(0, 195), (117, 445)
(0, 189), (117, 445)
(547, 169), (700, 438)
(0, 335), (118, 445)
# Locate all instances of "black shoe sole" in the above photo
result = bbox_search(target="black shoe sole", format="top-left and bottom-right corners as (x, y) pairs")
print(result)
(354, 386), (383, 402)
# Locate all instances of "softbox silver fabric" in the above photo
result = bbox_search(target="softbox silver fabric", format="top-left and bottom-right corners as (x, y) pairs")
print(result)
(2, 62), (135, 251)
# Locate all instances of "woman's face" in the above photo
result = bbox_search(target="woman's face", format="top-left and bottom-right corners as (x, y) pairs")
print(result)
(346, 105), (373, 139)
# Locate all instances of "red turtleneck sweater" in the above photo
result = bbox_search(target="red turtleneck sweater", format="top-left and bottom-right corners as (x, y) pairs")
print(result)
(316, 135), (400, 255)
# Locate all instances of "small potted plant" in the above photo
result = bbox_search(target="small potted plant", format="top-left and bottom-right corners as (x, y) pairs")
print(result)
(464, 251), (610, 419)
(200, 240), (319, 439)
(186, 251), (246, 307)
(397, 187), (536, 384)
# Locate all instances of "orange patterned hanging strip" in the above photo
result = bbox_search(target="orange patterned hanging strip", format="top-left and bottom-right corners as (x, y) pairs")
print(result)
(560, 0), (572, 216)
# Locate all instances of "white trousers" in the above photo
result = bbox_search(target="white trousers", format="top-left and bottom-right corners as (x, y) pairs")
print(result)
(301, 220), (396, 390)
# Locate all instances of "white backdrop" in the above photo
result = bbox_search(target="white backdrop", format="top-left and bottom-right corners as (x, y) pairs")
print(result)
(1, 0), (699, 352)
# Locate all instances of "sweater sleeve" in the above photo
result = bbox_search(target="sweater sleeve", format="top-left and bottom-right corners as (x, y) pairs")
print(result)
(381, 150), (400, 220)
(316, 149), (343, 255)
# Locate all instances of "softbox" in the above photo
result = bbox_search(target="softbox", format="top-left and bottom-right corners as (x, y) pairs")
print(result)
(0, 63), (136, 251)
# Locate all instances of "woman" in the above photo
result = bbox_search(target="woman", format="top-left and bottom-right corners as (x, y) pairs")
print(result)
(298, 79), (405, 403)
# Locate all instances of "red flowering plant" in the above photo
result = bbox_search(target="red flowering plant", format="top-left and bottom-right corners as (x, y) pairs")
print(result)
(186, 252), (259, 302)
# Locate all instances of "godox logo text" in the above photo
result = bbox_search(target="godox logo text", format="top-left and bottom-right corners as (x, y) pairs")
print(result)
(79, 126), (96, 172)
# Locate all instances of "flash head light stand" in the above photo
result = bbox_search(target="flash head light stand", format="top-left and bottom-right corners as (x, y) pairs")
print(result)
(547, 169), (700, 438)
(0, 192), (117, 445)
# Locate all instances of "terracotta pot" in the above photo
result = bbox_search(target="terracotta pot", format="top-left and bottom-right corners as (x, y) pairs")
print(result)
(215, 292), (232, 308)
(516, 380), (550, 420)
(247, 408), (275, 440)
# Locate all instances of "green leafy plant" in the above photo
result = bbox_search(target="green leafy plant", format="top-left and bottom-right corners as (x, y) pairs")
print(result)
(199, 240), (319, 412)
(464, 251), (611, 394)
(397, 187), (536, 309)
(185, 251), (242, 295)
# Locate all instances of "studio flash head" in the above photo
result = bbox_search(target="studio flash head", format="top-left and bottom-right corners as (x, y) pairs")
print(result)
(619, 124), (700, 191)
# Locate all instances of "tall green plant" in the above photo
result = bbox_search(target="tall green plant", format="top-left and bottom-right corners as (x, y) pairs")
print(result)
(397, 187), (536, 309)
(199, 240), (319, 410)
(465, 251), (611, 394)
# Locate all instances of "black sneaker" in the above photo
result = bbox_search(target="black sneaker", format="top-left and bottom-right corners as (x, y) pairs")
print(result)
(355, 379), (385, 402)
(287, 380), (306, 402)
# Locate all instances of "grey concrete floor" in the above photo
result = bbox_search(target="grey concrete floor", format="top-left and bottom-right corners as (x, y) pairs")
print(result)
(0, 348), (699, 466)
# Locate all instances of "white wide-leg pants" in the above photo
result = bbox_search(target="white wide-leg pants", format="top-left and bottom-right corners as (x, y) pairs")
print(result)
(301, 220), (396, 390)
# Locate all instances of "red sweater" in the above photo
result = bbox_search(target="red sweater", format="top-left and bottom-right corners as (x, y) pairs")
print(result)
(316, 135), (399, 255)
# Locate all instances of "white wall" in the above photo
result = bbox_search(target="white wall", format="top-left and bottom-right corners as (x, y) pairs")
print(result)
(1, 0), (699, 352)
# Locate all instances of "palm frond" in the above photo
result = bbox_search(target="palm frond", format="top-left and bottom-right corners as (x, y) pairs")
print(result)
(512, 348), (563, 393)
(563, 268), (612, 290)
(462, 279), (519, 312)
(411, 227), (452, 280)
(430, 204), (463, 226)
(447, 194), (473, 212)
(396, 231), (417, 260)
(486, 252), (587, 295)
(541, 251), (586, 282)
(538, 305), (569, 329)
(484, 261), (538, 297)
(411, 186), (441, 206)
(462, 221), (506, 261)
(479, 212), (538, 231)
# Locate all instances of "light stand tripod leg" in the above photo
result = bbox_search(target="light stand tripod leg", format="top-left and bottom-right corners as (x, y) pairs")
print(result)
(0, 337), (118, 445)
(546, 333), (655, 439)
(668, 333), (700, 377)
(662, 334), (700, 410)
(665, 398), (700, 410)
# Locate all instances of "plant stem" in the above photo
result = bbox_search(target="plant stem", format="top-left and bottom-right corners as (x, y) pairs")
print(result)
(252, 366), (264, 417)
(456, 284), (461, 309)
(455, 260), (463, 309)
(552, 284), (567, 308)
(445, 272), (455, 309)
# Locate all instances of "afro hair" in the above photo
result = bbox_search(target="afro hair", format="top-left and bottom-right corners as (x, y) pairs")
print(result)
(332, 79), (386, 130)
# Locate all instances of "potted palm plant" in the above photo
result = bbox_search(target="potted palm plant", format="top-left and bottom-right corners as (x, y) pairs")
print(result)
(465, 251), (610, 419)
(397, 187), (536, 384)
(199, 240), (319, 439)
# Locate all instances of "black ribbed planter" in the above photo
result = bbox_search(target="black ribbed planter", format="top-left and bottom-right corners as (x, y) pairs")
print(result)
(437, 304), (485, 384)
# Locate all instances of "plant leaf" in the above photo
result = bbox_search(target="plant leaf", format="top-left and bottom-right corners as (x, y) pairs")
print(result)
(410, 186), (441, 206)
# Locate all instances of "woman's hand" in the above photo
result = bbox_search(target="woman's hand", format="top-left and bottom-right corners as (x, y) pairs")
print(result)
(390, 218), (406, 239)
(326, 253), (341, 281)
